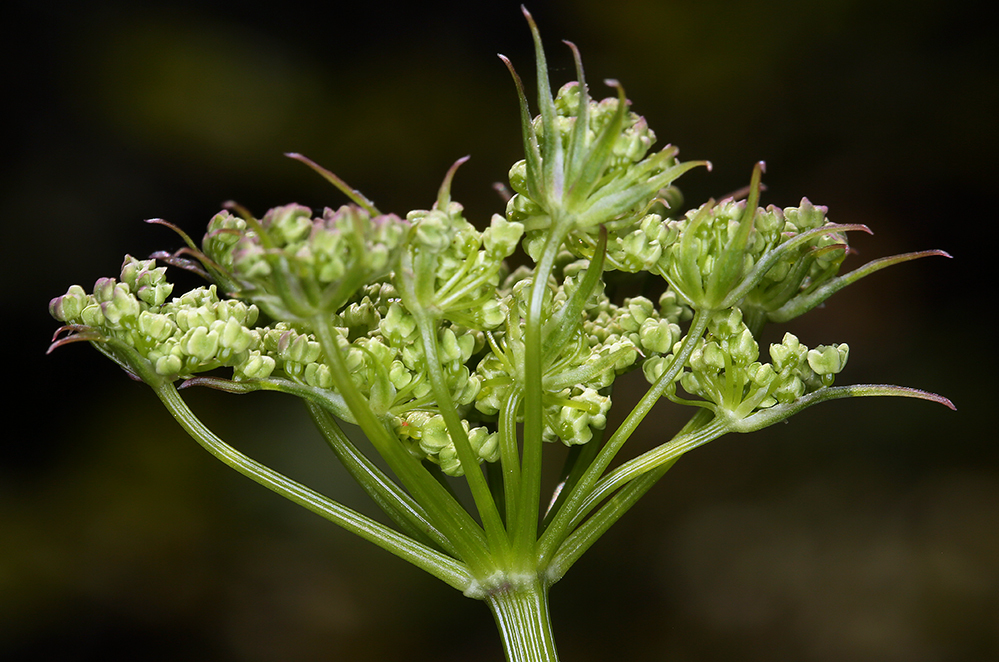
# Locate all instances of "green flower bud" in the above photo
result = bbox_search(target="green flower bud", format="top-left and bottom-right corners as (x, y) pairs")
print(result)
(755, 205), (784, 237)
(622, 297), (654, 331)
(344, 345), (366, 375)
(469, 427), (500, 463)
(217, 317), (255, 353)
(438, 328), (463, 364)
(119, 255), (173, 307)
(483, 214), (525, 257)
(508, 160), (529, 195)
(388, 361), (413, 390)
(215, 299), (259, 326)
(552, 386), (610, 446)
(119, 255), (153, 286)
(409, 209), (453, 252)
(807, 343), (850, 376)
(175, 306), (215, 333)
(49, 285), (90, 322)
(454, 369), (481, 405)
(92, 277), (116, 303)
(729, 328), (759, 365)
(783, 198), (827, 231)
(237, 351), (276, 380)
(772, 375), (806, 403)
(696, 341), (726, 372)
(770, 333), (805, 372)
(708, 307), (743, 338)
(658, 288), (692, 326)
(617, 224), (663, 272)
(381, 303), (417, 344)
(137, 311), (177, 342)
(477, 299), (505, 330)
(80, 303), (104, 328)
(180, 326), (220, 362)
(101, 284), (141, 326)
(304, 361), (334, 389)
(638, 318), (677, 354)
(748, 362), (777, 388)
(200, 210), (250, 287)
(278, 331), (321, 364)
(341, 297), (381, 333)
(138, 282), (173, 308)
(642, 355), (669, 384)
(436, 446), (461, 475)
(263, 203), (312, 244)
(155, 351), (184, 377)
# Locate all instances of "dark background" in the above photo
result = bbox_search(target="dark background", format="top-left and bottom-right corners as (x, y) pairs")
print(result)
(4, 0), (995, 660)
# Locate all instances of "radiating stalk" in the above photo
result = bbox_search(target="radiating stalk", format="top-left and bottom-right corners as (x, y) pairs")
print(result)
(537, 309), (710, 565)
(515, 225), (569, 559)
(152, 381), (473, 592)
(309, 314), (495, 574)
(413, 313), (511, 562)
(306, 402), (456, 555)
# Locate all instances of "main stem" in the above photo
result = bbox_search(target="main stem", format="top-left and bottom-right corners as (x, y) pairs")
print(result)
(486, 580), (559, 662)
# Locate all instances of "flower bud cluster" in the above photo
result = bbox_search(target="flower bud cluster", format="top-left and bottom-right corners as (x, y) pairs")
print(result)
(655, 195), (848, 315)
(395, 411), (500, 476)
(50, 256), (267, 380)
(402, 197), (522, 331)
(225, 274), (491, 475)
(506, 76), (701, 263)
(643, 307), (849, 419)
(582, 295), (682, 358)
(203, 204), (409, 322)
(741, 199), (847, 317)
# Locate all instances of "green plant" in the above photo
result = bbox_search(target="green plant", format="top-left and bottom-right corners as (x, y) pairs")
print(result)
(47, 9), (952, 661)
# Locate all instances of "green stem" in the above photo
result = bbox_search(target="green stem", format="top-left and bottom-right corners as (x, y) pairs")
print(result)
(537, 308), (710, 565)
(499, 390), (524, 527)
(573, 417), (729, 527)
(413, 313), (510, 561)
(151, 380), (473, 592)
(305, 402), (457, 555)
(545, 459), (676, 585)
(485, 579), (559, 662)
(541, 425), (603, 528)
(309, 314), (495, 575)
(516, 226), (568, 559)
(546, 409), (715, 583)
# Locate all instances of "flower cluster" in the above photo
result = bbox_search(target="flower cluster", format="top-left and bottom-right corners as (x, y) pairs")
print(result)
(643, 307), (850, 421)
(50, 256), (268, 381)
(203, 203), (409, 322)
(398, 178), (522, 330)
(503, 51), (706, 267)
(654, 188), (854, 319)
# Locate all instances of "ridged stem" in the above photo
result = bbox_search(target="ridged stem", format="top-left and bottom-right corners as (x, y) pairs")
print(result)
(486, 579), (559, 662)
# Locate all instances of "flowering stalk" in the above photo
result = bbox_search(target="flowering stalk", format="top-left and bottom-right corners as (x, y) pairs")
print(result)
(47, 8), (952, 661)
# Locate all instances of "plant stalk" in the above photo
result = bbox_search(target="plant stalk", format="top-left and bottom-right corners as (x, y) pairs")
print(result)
(486, 579), (559, 662)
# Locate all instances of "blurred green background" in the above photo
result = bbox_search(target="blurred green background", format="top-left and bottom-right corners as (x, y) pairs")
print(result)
(4, 0), (994, 660)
